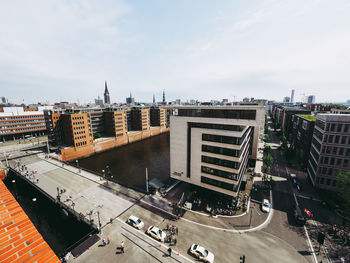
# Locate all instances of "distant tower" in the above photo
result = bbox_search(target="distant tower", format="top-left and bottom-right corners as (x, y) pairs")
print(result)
(153, 94), (156, 104)
(291, 89), (295, 104)
(104, 80), (110, 104)
(162, 90), (166, 105)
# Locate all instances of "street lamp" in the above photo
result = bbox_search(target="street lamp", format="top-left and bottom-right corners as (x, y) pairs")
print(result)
(76, 160), (81, 173)
(101, 170), (105, 180)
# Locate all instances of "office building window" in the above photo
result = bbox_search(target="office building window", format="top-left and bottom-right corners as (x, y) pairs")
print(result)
(201, 155), (240, 169)
(201, 166), (238, 181)
(201, 176), (234, 191)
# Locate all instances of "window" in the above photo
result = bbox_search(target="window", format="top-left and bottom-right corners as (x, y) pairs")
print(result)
(201, 176), (235, 191)
(326, 179), (331, 186)
(201, 166), (238, 180)
(201, 155), (240, 169)
(341, 136), (346, 144)
(335, 136), (340, 144)
(328, 135), (333, 143)
(330, 123), (335, 131)
(337, 124), (342, 132)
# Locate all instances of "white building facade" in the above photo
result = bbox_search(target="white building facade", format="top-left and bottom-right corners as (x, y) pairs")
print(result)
(170, 105), (265, 197)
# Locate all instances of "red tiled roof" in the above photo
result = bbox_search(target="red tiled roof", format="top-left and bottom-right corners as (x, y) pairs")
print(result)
(0, 180), (60, 263)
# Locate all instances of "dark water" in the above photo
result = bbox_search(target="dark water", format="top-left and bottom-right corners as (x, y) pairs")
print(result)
(78, 133), (170, 190)
(4, 171), (97, 258)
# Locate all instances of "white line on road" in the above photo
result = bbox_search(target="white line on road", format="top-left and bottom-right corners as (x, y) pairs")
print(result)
(304, 225), (318, 263)
(140, 191), (274, 233)
(116, 218), (195, 263)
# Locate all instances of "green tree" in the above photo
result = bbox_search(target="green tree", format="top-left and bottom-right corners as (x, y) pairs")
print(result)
(264, 145), (272, 153)
(263, 155), (274, 169)
(93, 132), (101, 139)
(264, 134), (270, 143)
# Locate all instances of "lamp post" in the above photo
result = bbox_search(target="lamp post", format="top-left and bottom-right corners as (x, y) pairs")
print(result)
(32, 198), (40, 226)
(12, 180), (17, 199)
(76, 160), (81, 173)
(102, 170), (105, 181)
(145, 168), (149, 193)
(97, 211), (102, 233)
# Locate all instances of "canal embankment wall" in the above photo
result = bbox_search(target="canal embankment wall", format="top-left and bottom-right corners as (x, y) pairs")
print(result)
(60, 127), (169, 161)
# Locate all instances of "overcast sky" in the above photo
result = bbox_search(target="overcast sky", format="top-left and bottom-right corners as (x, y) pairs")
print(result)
(1, 0), (350, 104)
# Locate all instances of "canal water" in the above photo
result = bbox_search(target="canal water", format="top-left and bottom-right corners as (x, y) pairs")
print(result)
(78, 133), (170, 190)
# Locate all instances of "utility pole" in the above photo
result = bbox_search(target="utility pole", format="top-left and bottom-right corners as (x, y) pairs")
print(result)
(145, 167), (149, 193)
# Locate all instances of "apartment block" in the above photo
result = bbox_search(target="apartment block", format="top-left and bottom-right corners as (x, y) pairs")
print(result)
(0, 107), (52, 140)
(307, 114), (350, 192)
(170, 105), (265, 198)
(291, 114), (316, 168)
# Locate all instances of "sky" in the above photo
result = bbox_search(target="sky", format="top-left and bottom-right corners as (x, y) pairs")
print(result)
(1, 0), (350, 104)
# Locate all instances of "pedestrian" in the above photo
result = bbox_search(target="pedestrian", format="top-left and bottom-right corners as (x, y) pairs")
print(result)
(102, 238), (106, 246)
(120, 241), (124, 253)
(107, 237), (111, 245)
(168, 247), (172, 256)
(174, 238), (177, 246)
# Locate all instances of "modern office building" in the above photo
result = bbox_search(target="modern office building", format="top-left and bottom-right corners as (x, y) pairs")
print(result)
(170, 105), (265, 198)
(307, 95), (316, 104)
(0, 106), (53, 141)
(291, 114), (316, 168)
(291, 89), (295, 104)
(307, 114), (350, 193)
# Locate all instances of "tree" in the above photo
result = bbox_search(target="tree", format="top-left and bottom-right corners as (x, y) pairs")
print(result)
(264, 134), (270, 143)
(93, 132), (102, 139)
(264, 145), (272, 153)
(263, 155), (274, 170)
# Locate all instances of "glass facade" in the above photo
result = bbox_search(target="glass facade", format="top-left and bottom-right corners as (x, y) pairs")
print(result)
(178, 108), (256, 120)
(202, 144), (240, 157)
(201, 155), (240, 169)
(201, 166), (238, 181)
(201, 176), (234, 191)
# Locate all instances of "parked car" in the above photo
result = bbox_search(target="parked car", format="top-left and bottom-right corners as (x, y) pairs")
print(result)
(127, 215), (144, 230)
(189, 244), (214, 263)
(147, 226), (166, 242)
(261, 199), (271, 213)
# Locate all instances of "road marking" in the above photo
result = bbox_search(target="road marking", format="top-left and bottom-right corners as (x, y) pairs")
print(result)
(295, 194), (322, 202)
(116, 218), (195, 263)
(304, 225), (318, 263)
(140, 191), (274, 233)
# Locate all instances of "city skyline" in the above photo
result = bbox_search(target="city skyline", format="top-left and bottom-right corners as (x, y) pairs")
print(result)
(1, 0), (350, 104)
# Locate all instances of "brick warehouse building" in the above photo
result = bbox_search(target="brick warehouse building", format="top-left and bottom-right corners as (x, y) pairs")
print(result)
(44, 106), (170, 161)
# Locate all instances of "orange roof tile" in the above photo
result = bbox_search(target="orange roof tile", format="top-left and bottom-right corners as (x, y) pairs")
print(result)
(0, 180), (60, 263)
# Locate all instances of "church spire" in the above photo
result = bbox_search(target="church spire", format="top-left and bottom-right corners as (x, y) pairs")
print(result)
(104, 80), (110, 104)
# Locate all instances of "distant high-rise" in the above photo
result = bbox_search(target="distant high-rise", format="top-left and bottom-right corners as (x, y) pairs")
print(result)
(162, 90), (166, 105)
(307, 95), (315, 104)
(291, 89), (295, 103)
(126, 92), (135, 104)
(104, 81), (110, 104)
(153, 94), (156, 104)
(283, 96), (290, 103)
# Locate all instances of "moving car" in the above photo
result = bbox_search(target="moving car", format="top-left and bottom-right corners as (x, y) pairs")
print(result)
(303, 208), (313, 218)
(147, 226), (166, 242)
(127, 215), (144, 229)
(189, 244), (214, 263)
(261, 199), (271, 213)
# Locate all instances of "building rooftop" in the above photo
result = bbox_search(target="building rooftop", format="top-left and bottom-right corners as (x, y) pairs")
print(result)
(0, 180), (59, 263)
(298, 114), (316, 122)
